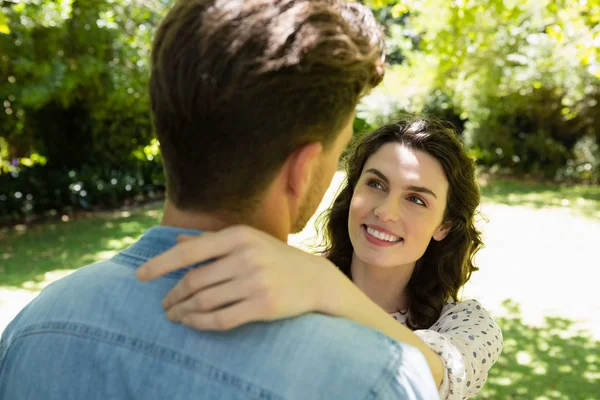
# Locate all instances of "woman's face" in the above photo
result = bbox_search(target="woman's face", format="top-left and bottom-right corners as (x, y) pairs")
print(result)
(348, 143), (450, 269)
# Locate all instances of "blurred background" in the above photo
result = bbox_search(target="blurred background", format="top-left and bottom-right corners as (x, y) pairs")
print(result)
(1, 0), (599, 398)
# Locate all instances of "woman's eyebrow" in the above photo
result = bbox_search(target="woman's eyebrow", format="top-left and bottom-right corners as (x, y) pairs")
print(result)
(406, 185), (437, 199)
(364, 168), (437, 199)
(364, 168), (389, 185)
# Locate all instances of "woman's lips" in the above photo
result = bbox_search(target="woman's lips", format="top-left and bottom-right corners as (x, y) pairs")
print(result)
(362, 224), (403, 247)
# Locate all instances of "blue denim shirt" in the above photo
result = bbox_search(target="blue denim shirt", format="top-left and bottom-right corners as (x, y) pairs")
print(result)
(0, 226), (437, 400)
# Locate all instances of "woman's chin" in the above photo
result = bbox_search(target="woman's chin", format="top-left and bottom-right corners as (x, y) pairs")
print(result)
(354, 250), (401, 269)
(353, 245), (420, 270)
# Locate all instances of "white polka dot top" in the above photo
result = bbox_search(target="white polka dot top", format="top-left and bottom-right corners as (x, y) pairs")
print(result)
(390, 299), (502, 400)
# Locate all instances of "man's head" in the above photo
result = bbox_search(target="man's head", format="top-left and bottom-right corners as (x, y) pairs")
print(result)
(151, 0), (385, 232)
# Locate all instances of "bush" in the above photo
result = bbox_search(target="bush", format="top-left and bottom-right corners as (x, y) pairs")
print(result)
(556, 135), (600, 184)
(365, 0), (600, 183)
(0, 0), (162, 170)
(0, 161), (165, 224)
(463, 88), (599, 181)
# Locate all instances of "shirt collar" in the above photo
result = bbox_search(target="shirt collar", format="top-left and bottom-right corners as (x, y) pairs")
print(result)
(113, 225), (206, 280)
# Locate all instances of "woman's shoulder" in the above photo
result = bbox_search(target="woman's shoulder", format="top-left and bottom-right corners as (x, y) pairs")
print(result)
(432, 298), (500, 331)
(421, 299), (502, 399)
(441, 298), (486, 314)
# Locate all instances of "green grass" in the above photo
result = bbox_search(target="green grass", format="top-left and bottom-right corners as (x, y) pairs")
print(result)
(0, 203), (163, 288)
(478, 300), (600, 400)
(480, 177), (600, 221)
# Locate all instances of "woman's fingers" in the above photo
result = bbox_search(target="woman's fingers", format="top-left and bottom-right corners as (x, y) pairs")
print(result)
(165, 265), (273, 319)
(180, 295), (275, 331)
(136, 233), (228, 281)
(161, 252), (252, 309)
(166, 279), (243, 321)
(136, 236), (214, 281)
(136, 226), (259, 281)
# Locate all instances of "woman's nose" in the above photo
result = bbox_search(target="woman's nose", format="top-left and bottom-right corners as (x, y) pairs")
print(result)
(373, 197), (400, 222)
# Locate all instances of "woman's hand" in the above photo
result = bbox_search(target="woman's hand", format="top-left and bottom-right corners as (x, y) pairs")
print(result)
(136, 225), (341, 331)
(136, 225), (444, 387)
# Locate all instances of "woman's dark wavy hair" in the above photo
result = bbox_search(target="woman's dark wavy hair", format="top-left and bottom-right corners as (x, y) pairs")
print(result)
(318, 116), (484, 330)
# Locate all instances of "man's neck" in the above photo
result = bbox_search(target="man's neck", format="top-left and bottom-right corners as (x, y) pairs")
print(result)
(160, 199), (289, 241)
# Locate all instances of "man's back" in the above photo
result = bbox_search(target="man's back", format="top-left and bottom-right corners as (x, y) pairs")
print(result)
(0, 227), (436, 400)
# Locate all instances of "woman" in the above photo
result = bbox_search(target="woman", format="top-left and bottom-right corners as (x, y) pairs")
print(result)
(138, 117), (502, 399)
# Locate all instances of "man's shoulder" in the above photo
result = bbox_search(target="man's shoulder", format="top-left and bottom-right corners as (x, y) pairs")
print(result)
(34, 259), (132, 304)
(2, 258), (139, 335)
(1, 259), (438, 399)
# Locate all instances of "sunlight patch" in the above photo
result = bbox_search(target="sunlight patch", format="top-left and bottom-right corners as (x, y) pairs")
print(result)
(492, 377), (512, 386)
(558, 365), (573, 373)
(585, 355), (597, 364)
(106, 236), (135, 249)
(145, 209), (160, 217)
(94, 250), (118, 260)
(516, 351), (532, 365)
(583, 371), (600, 381)
(533, 366), (547, 375)
(22, 269), (77, 291)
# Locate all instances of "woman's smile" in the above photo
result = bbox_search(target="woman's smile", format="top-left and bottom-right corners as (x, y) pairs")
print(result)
(362, 224), (404, 246)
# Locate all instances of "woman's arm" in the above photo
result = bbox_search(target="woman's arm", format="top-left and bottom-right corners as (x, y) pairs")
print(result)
(137, 225), (444, 386)
(320, 265), (445, 388)
(412, 300), (503, 399)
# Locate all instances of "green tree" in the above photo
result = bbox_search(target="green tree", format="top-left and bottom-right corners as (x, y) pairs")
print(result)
(0, 0), (171, 171)
(363, 0), (599, 181)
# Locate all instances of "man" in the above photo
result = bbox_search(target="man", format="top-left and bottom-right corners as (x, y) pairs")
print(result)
(0, 1), (437, 398)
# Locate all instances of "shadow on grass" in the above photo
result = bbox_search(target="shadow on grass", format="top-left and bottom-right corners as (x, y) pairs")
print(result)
(0, 203), (163, 288)
(478, 300), (600, 399)
(479, 178), (600, 221)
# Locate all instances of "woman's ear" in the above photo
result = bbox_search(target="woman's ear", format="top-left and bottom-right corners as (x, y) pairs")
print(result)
(432, 221), (452, 242)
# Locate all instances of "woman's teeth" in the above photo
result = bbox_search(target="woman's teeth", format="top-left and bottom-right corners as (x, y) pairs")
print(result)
(366, 226), (402, 243)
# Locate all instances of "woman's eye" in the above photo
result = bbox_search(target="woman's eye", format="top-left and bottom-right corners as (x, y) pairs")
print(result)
(408, 196), (426, 207)
(367, 179), (384, 191)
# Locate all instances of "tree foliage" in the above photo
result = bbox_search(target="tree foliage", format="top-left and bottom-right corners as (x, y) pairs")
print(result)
(0, 0), (171, 220)
(0, 0), (598, 184)
(0, 0), (171, 171)
(362, 0), (599, 181)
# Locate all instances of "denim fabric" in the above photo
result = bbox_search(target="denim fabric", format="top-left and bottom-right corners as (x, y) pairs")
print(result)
(0, 226), (437, 400)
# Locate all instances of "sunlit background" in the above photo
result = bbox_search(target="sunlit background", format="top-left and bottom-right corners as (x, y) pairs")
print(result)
(1, 0), (599, 398)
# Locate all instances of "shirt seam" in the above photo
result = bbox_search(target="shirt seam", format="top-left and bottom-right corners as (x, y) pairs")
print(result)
(0, 338), (7, 383)
(362, 334), (410, 400)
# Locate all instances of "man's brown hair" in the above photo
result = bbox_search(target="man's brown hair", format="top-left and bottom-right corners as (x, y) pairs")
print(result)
(150, 0), (385, 219)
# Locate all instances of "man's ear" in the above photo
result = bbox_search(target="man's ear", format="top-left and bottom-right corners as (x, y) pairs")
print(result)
(432, 221), (452, 242)
(286, 142), (323, 198)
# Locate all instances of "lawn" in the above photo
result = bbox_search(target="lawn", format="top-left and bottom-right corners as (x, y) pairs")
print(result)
(0, 204), (164, 333)
(0, 204), (163, 288)
(479, 175), (600, 221)
(1, 176), (599, 399)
